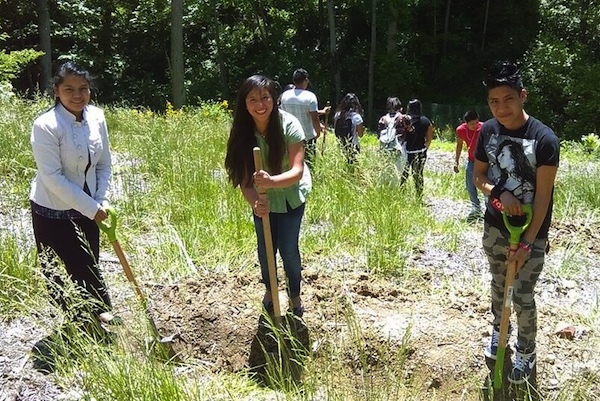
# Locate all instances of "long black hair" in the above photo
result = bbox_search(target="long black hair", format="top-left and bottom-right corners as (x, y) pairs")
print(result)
(335, 92), (363, 119)
(225, 75), (286, 188)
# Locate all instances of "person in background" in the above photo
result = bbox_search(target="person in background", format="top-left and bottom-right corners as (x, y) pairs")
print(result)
(30, 61), (117, 361)
(474, 60), (559, 384)
(279, 68), (330, 165)
(377, 96), (411, 179)
(454, 110), (484, 221)
(333, 92), (364, 165)
(277, 83), (295, 106)
(399, 99), (433, 199)
(225, 75), (311, 317)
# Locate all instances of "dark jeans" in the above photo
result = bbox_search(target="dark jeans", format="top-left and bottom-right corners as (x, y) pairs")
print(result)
(253, 202), (305, 298)
(32, 210), (112, 317)
(400, 150), (427, 198)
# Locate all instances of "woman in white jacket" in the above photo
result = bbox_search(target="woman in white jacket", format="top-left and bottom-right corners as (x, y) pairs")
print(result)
(30, 61), (116, 328)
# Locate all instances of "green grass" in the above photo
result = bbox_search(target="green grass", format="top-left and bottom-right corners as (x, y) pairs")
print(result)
(1, 97), (598, 400)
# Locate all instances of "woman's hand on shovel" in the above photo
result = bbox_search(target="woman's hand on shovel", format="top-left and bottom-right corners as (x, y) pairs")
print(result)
(94, 206), (109, 223)
(253, 198), (269, 218)
(254, 169), (274, 189)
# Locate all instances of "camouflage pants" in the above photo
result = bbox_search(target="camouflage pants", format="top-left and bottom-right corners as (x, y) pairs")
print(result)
(482, 223), (546, 352)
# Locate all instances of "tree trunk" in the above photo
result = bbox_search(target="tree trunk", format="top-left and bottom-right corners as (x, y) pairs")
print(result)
(37, 0), (51, 95)
(98, 1), (114, 101)
(212, 4), (228, 100)
(367, 0), (377, 126)
(171, 0), (185, 108)
(432, 0), (437, 76)
(327, 0), (341, 103)
(443, 0), (451, 58)
(481, 0), (490, 50)
(387, 5), (399, 54)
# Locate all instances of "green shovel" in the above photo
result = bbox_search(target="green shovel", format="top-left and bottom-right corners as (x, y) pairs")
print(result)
(97, 207), (178, 360)
(493, 203), (533, 389)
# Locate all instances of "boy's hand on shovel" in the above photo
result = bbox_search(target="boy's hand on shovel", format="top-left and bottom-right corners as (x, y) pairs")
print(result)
(506, 245), (530, 271)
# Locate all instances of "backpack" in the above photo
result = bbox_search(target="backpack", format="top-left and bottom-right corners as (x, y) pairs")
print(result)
(395, 113), (414, 139)
(334, 112), (354, 139)
(379, 115), (399, 150)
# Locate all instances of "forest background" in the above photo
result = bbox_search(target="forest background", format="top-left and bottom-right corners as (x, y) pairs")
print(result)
(1, 0), (599, 140)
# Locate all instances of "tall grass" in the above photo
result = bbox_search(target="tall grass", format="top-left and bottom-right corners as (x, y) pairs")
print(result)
(1, 97), (599, 400)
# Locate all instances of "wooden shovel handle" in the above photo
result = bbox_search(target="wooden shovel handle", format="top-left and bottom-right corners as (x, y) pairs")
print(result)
(252, 147), (282, 319)
(111, 240), (146, 301)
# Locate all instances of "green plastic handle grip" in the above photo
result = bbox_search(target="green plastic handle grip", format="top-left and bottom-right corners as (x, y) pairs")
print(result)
(97, 206), (118, 242)
(502, 203), (533, 246)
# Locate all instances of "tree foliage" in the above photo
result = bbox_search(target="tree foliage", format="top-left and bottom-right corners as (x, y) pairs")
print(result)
(523, 0), (600, 139)
(0, 0), (598, 137)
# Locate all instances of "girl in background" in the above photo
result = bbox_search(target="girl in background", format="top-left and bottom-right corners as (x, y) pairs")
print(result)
(400, 99), (433, 199)
(333, 93), (364, 165)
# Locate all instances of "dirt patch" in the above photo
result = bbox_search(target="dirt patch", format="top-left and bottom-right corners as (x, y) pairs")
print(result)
(143, 262), (598, 399)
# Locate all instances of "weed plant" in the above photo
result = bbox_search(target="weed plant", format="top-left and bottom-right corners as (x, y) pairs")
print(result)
(0, 97), (598, 400)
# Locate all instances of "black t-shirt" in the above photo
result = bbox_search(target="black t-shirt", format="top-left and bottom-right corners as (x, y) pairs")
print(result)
(405, 115), (431, 151)
(474, 116), (560, 238)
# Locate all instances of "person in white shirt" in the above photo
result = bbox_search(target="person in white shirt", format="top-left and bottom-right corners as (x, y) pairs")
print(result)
(279, 68), (330, 165)
(30, 61), (117, 330)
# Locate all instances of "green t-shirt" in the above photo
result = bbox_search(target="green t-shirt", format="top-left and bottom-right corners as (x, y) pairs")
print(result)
(254, 110), (312, 213)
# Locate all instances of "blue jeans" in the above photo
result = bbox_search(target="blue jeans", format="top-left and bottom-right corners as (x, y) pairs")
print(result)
(253, 202), (305, 298)
(466, 160), (481, 212)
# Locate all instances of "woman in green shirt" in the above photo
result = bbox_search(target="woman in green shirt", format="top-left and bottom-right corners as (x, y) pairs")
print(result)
(225, 75), (311, 317)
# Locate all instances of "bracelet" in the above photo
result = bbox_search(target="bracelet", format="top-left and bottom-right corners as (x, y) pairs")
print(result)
(519, 240), (533, 253)
(490, 184), (508, 199)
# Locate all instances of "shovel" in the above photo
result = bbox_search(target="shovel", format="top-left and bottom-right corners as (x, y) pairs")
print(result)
(493, 203), (533, 390)
(97, 208), (178, 360)
(250, 147), (310, 388)
(252, 147), (283, 325)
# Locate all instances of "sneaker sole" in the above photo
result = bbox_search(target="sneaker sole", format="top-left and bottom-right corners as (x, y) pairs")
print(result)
(484, 350), (497, 360)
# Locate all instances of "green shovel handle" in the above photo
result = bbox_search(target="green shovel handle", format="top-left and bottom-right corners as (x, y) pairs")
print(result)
(502, 203), (533, 245)
(97, 206), (118, 242)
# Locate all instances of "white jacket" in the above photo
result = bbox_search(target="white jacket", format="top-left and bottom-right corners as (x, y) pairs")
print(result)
(30, 103), (112, 220)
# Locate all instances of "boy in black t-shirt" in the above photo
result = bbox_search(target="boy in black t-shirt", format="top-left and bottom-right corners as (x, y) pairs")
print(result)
(474, 61), (560, 384)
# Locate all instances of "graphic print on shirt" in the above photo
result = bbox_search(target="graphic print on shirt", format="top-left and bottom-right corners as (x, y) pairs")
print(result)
(486, 136), (536, 205)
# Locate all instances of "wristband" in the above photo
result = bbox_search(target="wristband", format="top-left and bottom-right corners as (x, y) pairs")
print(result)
(519, 240), (533, 253)
(490, 184), (508, 199)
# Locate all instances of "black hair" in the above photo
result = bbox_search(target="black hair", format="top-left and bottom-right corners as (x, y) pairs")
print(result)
(407, 99), (422, 116)
(483, 60), (524, 92)
(282, 84), (295, 92)
(52, 61), (94, 105)
(335, 93), (364, 118)
(225, 75), (285, 188)
(463, 110), (479, 123)
(292, 68), (309, 85)
(386, 97), (402, 113)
